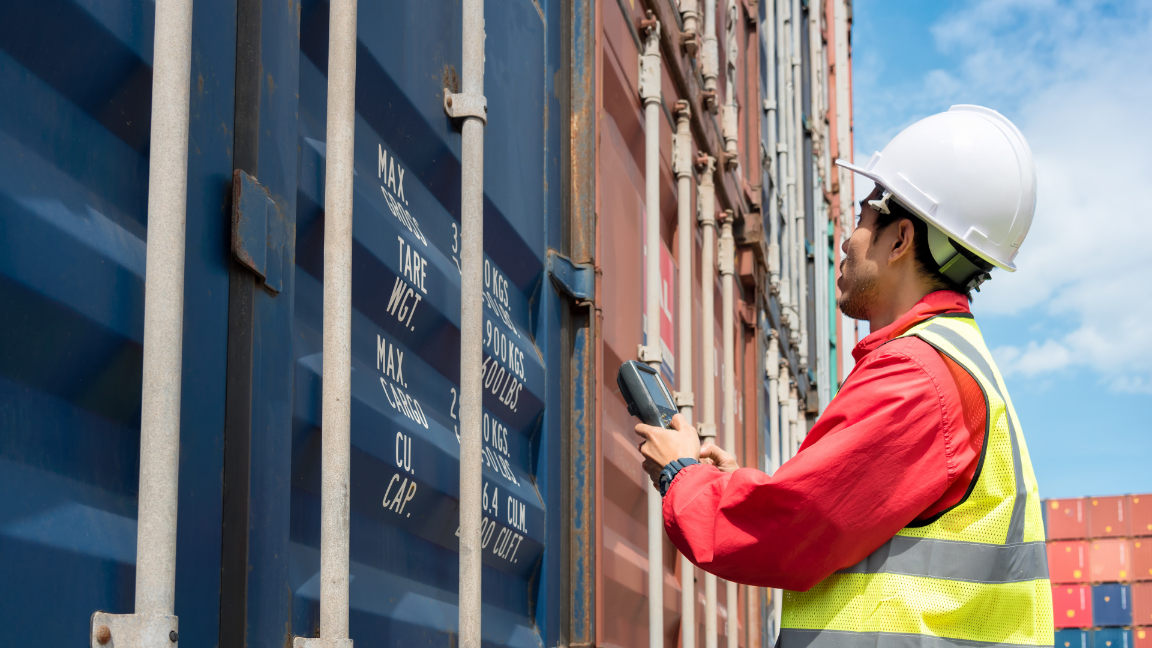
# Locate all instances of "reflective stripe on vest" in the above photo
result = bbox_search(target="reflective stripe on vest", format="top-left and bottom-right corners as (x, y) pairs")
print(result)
(780, 315), (1054, 648)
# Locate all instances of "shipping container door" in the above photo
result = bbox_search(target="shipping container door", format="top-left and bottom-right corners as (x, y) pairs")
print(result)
(286, 0), (563, 646)
(0, 0), (236, 645)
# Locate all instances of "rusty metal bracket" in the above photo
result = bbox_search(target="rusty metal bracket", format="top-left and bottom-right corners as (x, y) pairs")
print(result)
(91, 611), (179, 648)
(443, 88), (487, 123)
(232, 169), (287, 293)
(547, 250), (595, 301)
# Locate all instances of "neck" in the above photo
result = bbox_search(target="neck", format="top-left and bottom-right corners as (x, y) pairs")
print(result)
(868, 275), (936, 332)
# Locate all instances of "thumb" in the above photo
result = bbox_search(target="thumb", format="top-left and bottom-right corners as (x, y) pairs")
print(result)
(698, 442), (718, 462)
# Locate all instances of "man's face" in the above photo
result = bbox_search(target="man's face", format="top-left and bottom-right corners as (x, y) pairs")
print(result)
(837, 184), (887, 320)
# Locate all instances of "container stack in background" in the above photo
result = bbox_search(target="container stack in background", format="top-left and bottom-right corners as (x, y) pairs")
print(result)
(1048, 494), (1152, 648)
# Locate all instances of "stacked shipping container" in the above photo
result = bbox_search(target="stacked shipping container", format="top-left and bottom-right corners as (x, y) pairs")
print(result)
(1048, 495), (1152, 648)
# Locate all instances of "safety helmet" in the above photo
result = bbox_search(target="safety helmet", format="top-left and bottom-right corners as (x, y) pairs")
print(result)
(836, 105), (1037, 287)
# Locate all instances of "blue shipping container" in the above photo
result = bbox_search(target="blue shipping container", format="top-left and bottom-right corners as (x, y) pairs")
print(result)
(1095, 583), (1134, 627)
(1057, 628), (1093, 648)
(0, 0), (593, 646)
(1094, 628), (1133, 648)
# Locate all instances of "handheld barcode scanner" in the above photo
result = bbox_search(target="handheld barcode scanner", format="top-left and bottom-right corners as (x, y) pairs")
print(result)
(617, 360), (678, 428)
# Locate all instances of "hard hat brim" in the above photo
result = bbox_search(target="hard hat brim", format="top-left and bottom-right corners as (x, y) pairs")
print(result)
(834, 158), (1017, 272)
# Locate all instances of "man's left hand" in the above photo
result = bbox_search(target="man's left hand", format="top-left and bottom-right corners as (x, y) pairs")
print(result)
(635, 414), (702, 487)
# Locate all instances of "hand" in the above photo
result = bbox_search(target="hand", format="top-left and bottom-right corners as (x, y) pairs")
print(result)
(635, 414), (702, 487)
(698, 442), (739, 473)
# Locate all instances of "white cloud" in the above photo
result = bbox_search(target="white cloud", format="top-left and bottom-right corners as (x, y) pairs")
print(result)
(859, 0), (1152, 392)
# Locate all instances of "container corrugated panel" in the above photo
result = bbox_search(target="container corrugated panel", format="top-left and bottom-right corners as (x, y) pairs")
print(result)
(1133, 495), (1152, 537)
(1095, 628), (1133, 648)
(1054, 584), (1094, 628)
(276, 0), (566, 644)
(1091, 540), (1133, 583)
(1049, 498), (1091, 540)
(0, 0), (235, 645)
(596, 2), (689, 640)
(1136, 539), (1152, 583)
(1136, 627), (1152, 648)
(1093, 583), (1133, 627)
(1056, 628), (1093, 648)
(1134, 582), (1152, 627)
(1091, 496), (1132, 539)
(1050, 540), (1091, 584)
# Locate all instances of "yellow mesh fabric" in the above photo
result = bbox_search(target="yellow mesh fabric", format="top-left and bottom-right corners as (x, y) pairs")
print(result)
(896, 319), (1015, 544)
(783, 574), (1054, 646)
(782, 316), (1052, 646)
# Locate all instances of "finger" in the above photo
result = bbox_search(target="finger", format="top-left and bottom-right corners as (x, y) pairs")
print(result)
(633, 423), (655, 440)
(698, 442), (719, 461)
(638, 441), (657, 464)
(669, 413), (695, 435)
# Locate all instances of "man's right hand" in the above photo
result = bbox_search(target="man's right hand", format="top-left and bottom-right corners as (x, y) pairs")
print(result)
(698, 442), (738, 473)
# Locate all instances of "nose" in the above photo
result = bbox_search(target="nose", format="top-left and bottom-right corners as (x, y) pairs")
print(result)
(841, 236), (849, 255)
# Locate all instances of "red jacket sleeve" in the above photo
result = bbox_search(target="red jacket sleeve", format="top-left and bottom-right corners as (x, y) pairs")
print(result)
(662, 341), (962, 591)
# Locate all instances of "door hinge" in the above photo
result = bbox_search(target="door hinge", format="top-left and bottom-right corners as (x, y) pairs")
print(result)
(232, 169), (287, 293)
(546, 250), (595, 301)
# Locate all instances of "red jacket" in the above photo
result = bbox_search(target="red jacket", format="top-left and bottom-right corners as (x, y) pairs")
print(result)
(663, 291), (988, 591)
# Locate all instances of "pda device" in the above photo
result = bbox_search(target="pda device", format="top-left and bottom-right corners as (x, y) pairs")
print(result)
(617, 360), (678, 428)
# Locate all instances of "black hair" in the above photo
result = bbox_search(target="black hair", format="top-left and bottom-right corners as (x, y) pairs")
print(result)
(871, 198), (991, 300)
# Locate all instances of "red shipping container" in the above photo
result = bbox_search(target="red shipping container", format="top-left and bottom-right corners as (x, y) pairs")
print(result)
(1136, 539), (1152, 583)
(1092, 539), (1134, 582)
(1136, 628), (1152, 648)
(1054, 584), (1094, 628)
(1091, 495), (1132, 539)
(1133, 495), (1152, 538)
(1049, 540), (1092, 584)
(1049, 498), (1090, 540)
(1136, 583), (1152, 627)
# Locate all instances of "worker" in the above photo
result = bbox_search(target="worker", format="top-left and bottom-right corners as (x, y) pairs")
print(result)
(635, 105), (1053, 647)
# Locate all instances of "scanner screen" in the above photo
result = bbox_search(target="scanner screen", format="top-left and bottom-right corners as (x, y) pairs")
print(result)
(639, 369), (675, 411)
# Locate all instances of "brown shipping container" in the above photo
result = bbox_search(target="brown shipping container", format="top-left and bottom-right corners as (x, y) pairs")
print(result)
(591, 0), (854, 645)
(1048, 498), (1090, 540)
(1135, 583), (1152, 627)
(1137, 627), (1152, 648)
(1049, 541), (1091, 584)
(1091, 495), (1132, 539)
(1136, 539), (1152, 582)
(1091, 539), (1133, 582)
(1133, 494), (1152, 537)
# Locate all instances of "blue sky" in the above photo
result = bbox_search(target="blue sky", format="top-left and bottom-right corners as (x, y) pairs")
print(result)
(850, 0), (1152, 499)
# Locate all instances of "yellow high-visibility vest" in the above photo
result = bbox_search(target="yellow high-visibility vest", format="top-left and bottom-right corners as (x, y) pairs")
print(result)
(780, 314), (1053, 648)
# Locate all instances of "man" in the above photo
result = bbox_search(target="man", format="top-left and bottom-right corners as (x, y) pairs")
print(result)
(636, 105), (1053, 647)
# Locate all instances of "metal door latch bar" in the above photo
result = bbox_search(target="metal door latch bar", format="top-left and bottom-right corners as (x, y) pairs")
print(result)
(232, 169), (288, 293)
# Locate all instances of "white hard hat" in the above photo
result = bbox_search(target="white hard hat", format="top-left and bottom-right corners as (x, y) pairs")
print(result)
(836, 105), (1037, 278)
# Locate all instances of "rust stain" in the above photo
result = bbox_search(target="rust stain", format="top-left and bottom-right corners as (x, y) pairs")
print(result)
(442, 64), (460, 95)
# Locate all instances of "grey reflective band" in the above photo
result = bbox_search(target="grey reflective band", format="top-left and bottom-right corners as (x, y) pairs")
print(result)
(836, 535), (1048, 583)
(780, 629), (1052, 648)
(917, 323), (1029, 545)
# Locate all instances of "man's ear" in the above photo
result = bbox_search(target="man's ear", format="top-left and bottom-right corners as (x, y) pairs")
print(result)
(888, 219), (916, 264)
